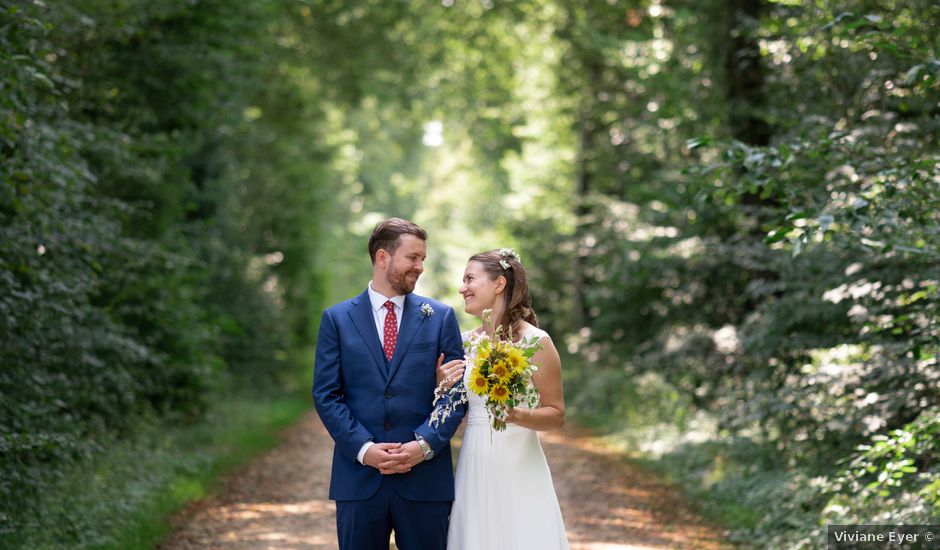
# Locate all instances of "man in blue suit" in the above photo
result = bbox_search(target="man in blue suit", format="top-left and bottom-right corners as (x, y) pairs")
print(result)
(313, 218), (467, 550)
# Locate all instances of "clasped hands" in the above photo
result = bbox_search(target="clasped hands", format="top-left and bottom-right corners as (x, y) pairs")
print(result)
(363, 441), (423, 475)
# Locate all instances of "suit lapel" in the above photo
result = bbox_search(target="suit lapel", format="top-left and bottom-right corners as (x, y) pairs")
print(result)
(347, 290), (388, 380)
(387, 294), (425, 382)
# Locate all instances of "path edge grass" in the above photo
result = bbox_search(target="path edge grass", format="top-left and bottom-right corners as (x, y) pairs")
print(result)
(107, 394), (312, 550)
(3, 360), (314, 550)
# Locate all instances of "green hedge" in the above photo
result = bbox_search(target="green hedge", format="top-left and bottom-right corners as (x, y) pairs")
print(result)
(1, 1), (331, 538)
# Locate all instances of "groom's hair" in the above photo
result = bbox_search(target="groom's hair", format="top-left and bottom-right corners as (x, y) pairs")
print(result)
(369, 218), (427, 264)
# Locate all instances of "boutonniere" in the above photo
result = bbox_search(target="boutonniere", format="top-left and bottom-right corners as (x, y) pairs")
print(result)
(419, 302), (435, 318)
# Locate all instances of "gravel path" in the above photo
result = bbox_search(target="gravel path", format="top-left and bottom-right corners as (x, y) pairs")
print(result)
(162, 411), (730, 549)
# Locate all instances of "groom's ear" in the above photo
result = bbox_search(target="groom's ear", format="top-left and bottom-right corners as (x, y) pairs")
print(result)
(375, 249), (389, 268)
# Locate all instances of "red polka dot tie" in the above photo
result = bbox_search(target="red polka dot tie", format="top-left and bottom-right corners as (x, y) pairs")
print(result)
(383, 301), (398, 362)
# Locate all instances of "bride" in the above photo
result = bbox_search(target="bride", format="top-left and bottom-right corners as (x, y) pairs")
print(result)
(437, 248), (569, 550)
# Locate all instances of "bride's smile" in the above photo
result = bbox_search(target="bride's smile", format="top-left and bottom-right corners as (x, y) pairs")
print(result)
(459, 261), (502, 316)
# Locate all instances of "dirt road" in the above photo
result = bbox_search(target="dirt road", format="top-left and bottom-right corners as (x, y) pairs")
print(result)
(163, 412), (729, 549)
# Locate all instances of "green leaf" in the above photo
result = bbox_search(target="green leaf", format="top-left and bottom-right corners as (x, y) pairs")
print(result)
(785, 210), (812, 222)
(687, 137), (713, 150)
(764, 226), (794, 244)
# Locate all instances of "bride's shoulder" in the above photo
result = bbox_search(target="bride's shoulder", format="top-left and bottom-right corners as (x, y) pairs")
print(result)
(518, 321), (551, 342)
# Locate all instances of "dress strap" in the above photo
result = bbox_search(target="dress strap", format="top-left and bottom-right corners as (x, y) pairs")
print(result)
(520, 326), (550, 341)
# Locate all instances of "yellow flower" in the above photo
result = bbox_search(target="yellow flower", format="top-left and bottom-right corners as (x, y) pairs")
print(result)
(506, 347), (528, 373)
(490, 360), (512, 384)
(490, 384), (510, 404)
(475, 345), (491, 367)
(469, 370), (489, 396)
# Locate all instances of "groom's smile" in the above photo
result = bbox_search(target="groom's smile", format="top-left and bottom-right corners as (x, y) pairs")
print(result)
(383, 234), (426, 295)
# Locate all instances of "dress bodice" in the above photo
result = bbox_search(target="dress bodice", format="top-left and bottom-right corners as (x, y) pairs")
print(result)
(460, 327), (551, 430)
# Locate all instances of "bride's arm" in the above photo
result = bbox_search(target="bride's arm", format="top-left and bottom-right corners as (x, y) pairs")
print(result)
(507, 337), (566, 431)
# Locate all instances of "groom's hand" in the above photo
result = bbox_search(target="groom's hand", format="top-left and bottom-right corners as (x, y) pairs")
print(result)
(363, 442), (405, 471)
(377, 442), (424, 475)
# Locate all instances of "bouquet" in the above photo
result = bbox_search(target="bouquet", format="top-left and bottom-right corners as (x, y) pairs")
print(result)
(429, 310), (542, 432)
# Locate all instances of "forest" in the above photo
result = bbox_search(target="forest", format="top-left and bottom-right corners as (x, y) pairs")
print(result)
(1, 0), (937, 547)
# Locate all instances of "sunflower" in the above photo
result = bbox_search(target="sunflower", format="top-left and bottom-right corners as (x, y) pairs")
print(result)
(474, 345), (491, 369)
(506, 347), (528, 374)
(469, 370), (490, 396)
(490, 360), (512, 384)
(490, 384), (511, 404)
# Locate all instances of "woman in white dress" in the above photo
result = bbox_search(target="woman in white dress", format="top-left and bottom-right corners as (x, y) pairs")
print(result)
(438, 248), (569, 550)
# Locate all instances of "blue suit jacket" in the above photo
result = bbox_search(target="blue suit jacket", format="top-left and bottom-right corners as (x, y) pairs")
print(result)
(312, 290), (467, 502)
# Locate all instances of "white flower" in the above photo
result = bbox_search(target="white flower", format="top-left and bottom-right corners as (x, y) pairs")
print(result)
(419, 302), (435, 318)
(499, 259), (510, 270)
(498, 247), (520, 262)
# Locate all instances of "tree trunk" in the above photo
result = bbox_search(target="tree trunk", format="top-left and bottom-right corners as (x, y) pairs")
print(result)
(725, 0), (770, 147)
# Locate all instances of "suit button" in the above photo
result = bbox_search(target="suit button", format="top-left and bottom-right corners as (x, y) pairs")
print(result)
(384, 422), (392, 431)
(385, 391), (393, 399)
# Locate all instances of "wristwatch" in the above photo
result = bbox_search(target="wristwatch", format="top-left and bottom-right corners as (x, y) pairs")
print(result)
(415, 434), (434, 461)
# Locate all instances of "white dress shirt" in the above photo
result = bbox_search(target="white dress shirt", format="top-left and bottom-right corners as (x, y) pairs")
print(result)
(357, 282), (406, 464)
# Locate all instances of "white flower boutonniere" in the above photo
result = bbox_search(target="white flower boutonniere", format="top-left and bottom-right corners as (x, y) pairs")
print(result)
(419, 302), (435, 318)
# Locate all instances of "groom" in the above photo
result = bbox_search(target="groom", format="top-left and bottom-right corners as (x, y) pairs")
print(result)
(312, 218), (466, 550)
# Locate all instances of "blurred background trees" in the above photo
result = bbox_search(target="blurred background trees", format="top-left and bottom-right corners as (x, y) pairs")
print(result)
(1, 0), (936, 546)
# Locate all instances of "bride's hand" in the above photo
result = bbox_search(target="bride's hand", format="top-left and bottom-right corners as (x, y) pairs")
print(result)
(506, 407), (531, 425)
(436, 354), (465, 388)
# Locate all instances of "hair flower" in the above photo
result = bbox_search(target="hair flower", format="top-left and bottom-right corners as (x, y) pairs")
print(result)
(498, 248), (520, 262)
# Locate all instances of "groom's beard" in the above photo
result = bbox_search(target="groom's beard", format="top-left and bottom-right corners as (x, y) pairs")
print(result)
(387, 264), (420, 295)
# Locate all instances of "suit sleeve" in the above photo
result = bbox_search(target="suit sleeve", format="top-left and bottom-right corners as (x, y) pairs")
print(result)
(312, 308), (375, 462)
(414, 306), (467, 452)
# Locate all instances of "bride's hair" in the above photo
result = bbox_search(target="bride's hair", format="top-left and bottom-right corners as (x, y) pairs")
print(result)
(468, 249), (538, 338)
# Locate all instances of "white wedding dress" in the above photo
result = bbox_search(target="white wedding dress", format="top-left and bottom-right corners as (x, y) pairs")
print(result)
(447, 327), (569, 550)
